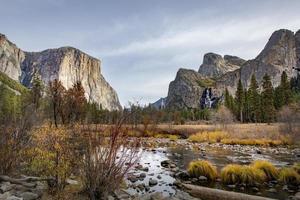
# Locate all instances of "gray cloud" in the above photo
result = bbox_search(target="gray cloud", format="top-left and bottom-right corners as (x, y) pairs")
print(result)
(1, 0), (300, 106)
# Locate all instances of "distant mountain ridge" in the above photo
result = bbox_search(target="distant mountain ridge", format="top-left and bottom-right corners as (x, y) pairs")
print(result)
(158, 29), (300, 109)
(0, 34), (121, 110)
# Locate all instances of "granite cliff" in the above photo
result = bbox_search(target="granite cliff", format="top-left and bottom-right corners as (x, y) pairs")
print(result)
(198, 53), (245, 78)
(0, 34), (121, 110)
(164, 29), (300, 109)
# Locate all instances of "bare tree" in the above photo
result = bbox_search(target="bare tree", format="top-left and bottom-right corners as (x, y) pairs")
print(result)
(78, 115), (140, 200)
(278, 104), (300, 138)
(213, 105), (235, 129)
(48, 79), (66, 127)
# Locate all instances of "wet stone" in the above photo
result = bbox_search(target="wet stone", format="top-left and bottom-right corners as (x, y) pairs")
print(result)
(198, 176), (208, 182)
(149, 179), (158, 187)
(128, 175), (139, 183)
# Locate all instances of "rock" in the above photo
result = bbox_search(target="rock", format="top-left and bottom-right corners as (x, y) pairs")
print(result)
(137, 183), (145, 191)
(157, 175), (162, 179)
(141, 167), (149, 172)
(0, 182), (14, 193)
(128, 175), (139, 183)
(161, 160), (171, 167)
(283, 185), (289, 191)
(267, 188), (277, 193)
(294, 192), (300, 200)
(216, 29), (298, 95)
(227, 184), (236, 189)
(66, 178), (78, 185)
(7, 196), (23, 200)
(198, 176), (208, 182)
(0, 33), (121, 111)
(164, 29), (300, 109)
(175, 171), (190, 181)
(256, 150), (262, 154)
(149, 179), (158, 186)
(198, 53), (244, 78)
(165, 69), (209, 109)
(252, 187), (259, 192)
(20, 192), (39, 200)
(0, 34), (24, 81)
(140, 173), (146, 178)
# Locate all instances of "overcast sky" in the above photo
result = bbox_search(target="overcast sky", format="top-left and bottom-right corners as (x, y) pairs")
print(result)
(1, 0), (300, 106)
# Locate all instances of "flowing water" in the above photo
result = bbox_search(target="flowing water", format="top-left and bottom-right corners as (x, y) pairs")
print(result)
(125, 139), (300, 199)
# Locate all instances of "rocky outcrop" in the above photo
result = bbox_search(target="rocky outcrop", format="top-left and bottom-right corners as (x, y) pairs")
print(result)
(0, 34), (25, 81)
(0, 34), (121, 110)
(217, 29), (299, 95)
(198, 53), (244, 78)
(166, 29), (300, 109)
(0, 175), (46, 200)
(166, 68), (220, 109)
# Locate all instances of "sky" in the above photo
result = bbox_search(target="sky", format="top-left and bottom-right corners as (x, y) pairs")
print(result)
(1, 0), (300, 106)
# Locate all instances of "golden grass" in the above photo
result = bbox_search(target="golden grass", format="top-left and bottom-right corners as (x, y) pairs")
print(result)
(221, 164), (266, 185)
(251, 160), (279, 180)
(279, 167), (300, 185)
(220, 138), (288, 146)
(154, 133), (179, 140)
(188, 131), (228, 143)
(187, 160), (218, 181)
(293, 163), (300, 174)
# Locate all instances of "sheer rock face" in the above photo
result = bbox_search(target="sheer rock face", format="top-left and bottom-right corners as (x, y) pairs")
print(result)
(0, 34), (121, 111)
(217, 29), (299, 95)
(166, 68), (207, 109)
(167, 29), (300, 108)
(0, 34), (25, 81)
(198, 53), (244, 78)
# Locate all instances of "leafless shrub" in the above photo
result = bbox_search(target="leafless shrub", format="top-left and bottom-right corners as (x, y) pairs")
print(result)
(278, 104), (300, 139)
(0, 105), (34, 175)
(78, 116), (140, 200)
(213, 105), (235, 129)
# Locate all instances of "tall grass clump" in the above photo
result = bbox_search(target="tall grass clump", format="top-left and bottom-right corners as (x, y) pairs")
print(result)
(292, 163), (300, 174)
(187, 160), (218, 181)
(251, 160), (279, 180)
(278, 167), (300, 185)
(221, 164), (266, 185)
(188, 131), (228, 143)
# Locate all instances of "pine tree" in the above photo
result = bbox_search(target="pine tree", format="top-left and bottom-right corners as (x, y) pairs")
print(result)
(243, 89), (250, 122)
(224, 88), (231, 109)
(248, 74), (261, 122)
(261, 74), (275, 123)
(274, 71), (292, 109)
(291, 72), (300, 92)
(31, 74), (44, 110)
(235, 79), (244, 122)
(280, 71), (292, 105)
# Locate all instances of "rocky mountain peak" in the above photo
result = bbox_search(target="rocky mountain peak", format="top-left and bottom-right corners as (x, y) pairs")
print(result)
(0, 34), (121, 111)
(198, 53), (244, 78)
(166, 28), (300, 109)
(0, 34), (25, 81)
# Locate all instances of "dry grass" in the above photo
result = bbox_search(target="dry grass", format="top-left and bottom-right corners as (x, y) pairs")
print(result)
(187, 160), (218, 181)
(154, 133), (179, 140)
(251, 160), (279, 180)
(187, 130), (289, 146)
(188, 131), (228, 143)
(221, 164), (266, 185)
(293, 163), (300, 174)
(278, 167), (300, 185)
(220, 138), (289, 146)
